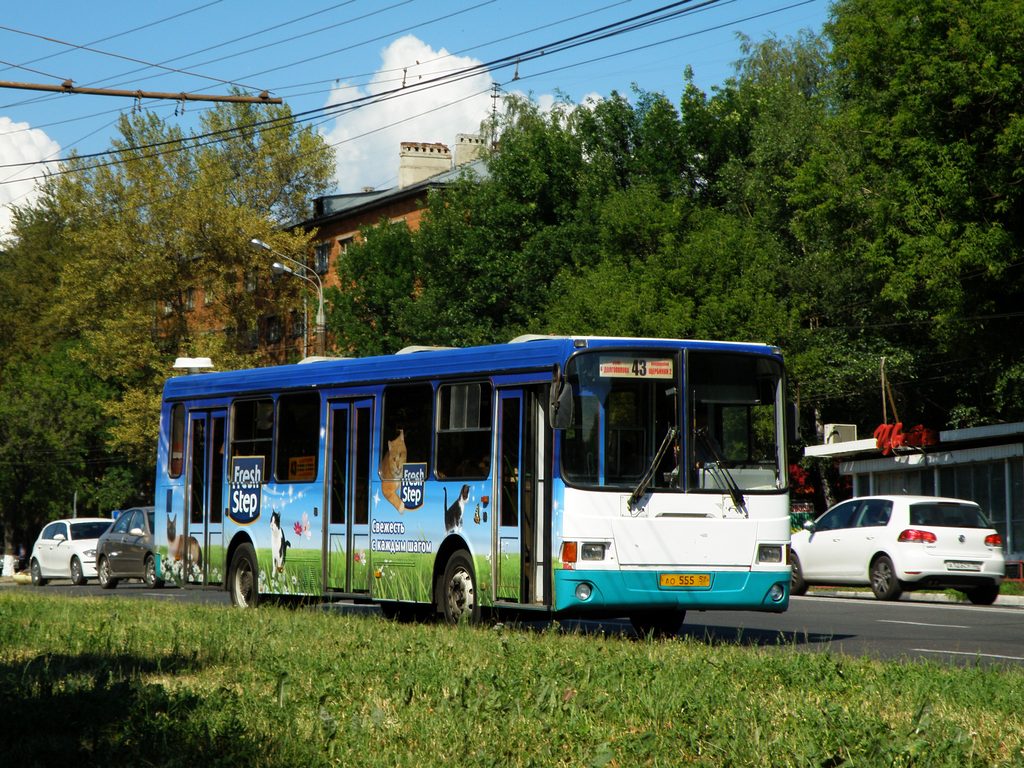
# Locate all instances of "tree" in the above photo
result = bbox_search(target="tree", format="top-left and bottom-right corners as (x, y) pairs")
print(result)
(326, 218), (417, 356)
(791, 0), (1024, 428)
(0, 100), (334, 541)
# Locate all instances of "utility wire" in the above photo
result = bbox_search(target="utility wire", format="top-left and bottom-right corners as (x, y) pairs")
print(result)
(0, 23), (272, 94)
(1, 0), (724, 179)
(0, 1), (632, 137)
(0, 0), (226, 76)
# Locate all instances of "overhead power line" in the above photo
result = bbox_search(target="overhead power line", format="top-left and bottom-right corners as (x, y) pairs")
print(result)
(0, 0), (819, 187)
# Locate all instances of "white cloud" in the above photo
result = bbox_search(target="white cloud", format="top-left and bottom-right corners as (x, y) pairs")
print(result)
(0, 117), (61, 240)
(321, 35), (495, 193)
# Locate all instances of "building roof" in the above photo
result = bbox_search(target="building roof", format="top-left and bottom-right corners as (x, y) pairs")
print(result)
(803, 421), (1024, 459)
(297, 158), (489, 230)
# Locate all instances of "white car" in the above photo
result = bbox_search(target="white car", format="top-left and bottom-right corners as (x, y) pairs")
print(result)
(29, 517), (112, 586)
(790, 496), (1005, 604)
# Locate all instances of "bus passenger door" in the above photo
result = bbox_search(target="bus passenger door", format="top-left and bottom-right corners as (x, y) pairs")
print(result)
(495, 388), (547, 604)
(325, 399), (373, 593)
(183, 410), (226, 586)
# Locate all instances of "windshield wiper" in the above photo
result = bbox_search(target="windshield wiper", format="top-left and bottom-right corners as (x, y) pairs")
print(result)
(627, 426), (678, 512)
(695, 427), (748, 517)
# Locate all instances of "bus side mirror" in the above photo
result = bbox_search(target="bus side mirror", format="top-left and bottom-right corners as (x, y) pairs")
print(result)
(549, 364), (574, 429)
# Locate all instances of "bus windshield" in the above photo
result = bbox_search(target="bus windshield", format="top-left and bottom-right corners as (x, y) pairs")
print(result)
(561, 349), (785, 492)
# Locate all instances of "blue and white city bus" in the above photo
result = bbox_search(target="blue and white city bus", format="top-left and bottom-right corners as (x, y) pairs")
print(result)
(154, 335), (791, 633)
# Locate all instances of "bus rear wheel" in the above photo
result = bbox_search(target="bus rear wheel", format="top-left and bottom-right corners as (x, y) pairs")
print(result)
(230, 543), (260, 608)
(630, 610), (685, 638)
(439, 550), (479, 624)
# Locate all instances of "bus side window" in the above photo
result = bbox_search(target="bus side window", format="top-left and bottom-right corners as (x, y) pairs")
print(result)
(169, 403), (185, 478)
(231, 398), (274, 470)
(436, 382), (492, 479)
(275, 392), (321, 482)
(381, 382), (433, 473)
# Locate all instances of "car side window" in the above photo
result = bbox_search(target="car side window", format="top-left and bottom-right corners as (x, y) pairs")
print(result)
(112, 514), (132, 534)
(53, 522), (68, 540)
(856, 499), (892, 527)
(814, 501), (858, 532)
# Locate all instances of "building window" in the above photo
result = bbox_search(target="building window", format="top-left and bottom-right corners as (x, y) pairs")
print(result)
(204, 284), (215, 306)
(290, 309), (306, 339)
(185, 287), (196, 312)
(337, 236), (355, 256)
(265, 316), (282, 344)
(314, 242), (330, 275)
(244, 270), (257, 293)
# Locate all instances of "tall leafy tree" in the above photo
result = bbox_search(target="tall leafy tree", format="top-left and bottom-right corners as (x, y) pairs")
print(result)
(0, 100), (333, 541)
(793, 0), (1024, 428)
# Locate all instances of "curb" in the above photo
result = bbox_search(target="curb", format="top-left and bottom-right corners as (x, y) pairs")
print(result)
(806, 588), (1024, 607)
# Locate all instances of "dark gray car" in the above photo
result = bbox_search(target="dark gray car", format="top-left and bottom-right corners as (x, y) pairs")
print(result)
(96, 506), (163, 588)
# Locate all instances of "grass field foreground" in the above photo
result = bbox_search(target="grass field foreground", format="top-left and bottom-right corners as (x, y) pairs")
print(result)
(1, 591), (1023, 767)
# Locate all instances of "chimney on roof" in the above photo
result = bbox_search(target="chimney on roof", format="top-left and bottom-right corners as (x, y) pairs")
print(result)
(398, 141), (452, 189)
(454, 133), (484, 167)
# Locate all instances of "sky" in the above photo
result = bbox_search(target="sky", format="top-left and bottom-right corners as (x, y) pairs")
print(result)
(0, 0), (831, 236)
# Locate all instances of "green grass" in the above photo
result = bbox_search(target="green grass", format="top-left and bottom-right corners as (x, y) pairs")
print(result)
(2, 591), (1023, 767)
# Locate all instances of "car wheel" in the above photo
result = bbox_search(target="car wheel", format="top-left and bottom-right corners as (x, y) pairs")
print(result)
(869, 555), (902, 600)
(965, 583), (1000, 605)
(30, 559), (47, 587)
(143, 555), (164, 588)
(438, 549), (479, 624)
(97, 556), (119, 589)
(229, 543), (259, 608)
(630, 610), (686, 638)
(70, 556), (86, 586)
(789, 551), (808, 596)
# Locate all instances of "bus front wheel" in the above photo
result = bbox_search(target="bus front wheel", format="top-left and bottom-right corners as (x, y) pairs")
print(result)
(439, 550), (479, 624)
(230, 543), (260, 608)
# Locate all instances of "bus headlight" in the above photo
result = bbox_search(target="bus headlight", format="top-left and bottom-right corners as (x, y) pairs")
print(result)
(758, 544), (783, 564)
(581, 542), (606, 561)
(575, 582), (593, 601)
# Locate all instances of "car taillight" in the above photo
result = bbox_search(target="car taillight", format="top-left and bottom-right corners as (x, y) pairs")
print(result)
(985, 533), (1003, 547)
(898, 529), (937, 543)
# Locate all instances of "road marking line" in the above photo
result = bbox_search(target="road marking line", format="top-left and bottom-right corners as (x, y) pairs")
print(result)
(912, 648), (1024, 661)
(879, 619), (969, 629)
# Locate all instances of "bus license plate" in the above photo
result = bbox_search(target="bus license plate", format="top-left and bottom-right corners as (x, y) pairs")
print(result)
(659, 573), (711, 588)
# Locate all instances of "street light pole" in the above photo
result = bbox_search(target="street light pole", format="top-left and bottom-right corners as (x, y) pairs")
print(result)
(250, 238), (326, 357)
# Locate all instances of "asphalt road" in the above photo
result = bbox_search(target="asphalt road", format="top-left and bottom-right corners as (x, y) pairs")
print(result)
(6, 578), (1024, 666)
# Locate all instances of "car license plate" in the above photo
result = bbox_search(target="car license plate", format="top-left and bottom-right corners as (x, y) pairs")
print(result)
(659, 573), (711, 588)
(946, 561), (981, 572)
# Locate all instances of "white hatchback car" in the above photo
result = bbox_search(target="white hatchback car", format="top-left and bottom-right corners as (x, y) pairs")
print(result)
(790, 496), (1005, 604)
(29, 517), (112, 586)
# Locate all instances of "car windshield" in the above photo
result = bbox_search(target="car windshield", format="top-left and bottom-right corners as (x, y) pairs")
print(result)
(909, 502), (989, 528)
(71, 521), (111, 539)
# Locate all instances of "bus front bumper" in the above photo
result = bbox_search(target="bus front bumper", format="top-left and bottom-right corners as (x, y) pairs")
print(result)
(553, 567), (790, 614)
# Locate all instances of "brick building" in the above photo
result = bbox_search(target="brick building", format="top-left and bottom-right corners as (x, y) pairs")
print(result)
(261, 134), (487, 361)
